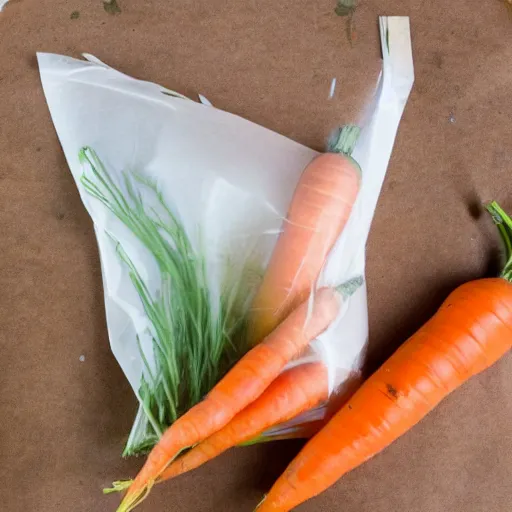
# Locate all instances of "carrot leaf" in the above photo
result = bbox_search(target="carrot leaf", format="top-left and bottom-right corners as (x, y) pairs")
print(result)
(486, 201), (512, 281)
(80, 148), (258, 456)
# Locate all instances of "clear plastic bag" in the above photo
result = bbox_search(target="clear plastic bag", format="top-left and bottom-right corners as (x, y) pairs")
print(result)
(38, 17), (414, 455)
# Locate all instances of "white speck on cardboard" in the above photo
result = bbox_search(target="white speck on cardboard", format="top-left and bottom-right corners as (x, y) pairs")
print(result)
(79, 355), (85, 362)
(329, 78), (337, 99)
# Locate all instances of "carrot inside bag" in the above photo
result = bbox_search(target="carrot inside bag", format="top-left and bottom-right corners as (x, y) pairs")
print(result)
(248, 125), (361, 345)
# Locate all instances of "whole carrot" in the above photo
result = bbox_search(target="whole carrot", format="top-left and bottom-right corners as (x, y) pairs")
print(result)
(116, 279), (361, 512)
(256, 203), (512, 512)
(248, 125), (361, 345)
(158, 362), (328, 482)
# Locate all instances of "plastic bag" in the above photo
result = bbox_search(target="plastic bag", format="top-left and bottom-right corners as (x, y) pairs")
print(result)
(38, 16), (414, 455)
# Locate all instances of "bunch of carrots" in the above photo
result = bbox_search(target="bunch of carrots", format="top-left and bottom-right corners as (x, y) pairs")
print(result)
(112, 126), (512, 511)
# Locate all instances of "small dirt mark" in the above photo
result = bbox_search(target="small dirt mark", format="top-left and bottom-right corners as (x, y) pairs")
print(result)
(433, 52), (444, 69)
(386, 383), (399, 399)
(103, 0), (121, 15)
(334, 0), (357, 45)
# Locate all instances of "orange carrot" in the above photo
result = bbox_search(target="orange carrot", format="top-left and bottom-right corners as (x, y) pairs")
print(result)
(248, 125), (361, 345)
(256, 202), (512, 512)
(158, 362), (328, 482)
(254, 368), (363, 443)
(116, 279), (361, 512)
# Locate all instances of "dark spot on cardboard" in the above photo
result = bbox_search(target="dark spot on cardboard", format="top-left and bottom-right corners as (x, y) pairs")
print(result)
(27, 55), (38, 70)
(103, 0), (121, 15)
(334, 0), (356, 16)
(334, 1), (357, 45)
(70, 11), (80, 20)
(386, 383), (399, 399)
(36, 147), (41, 152)
(467, 200), (481, 220)
(56, 212), (66, 220)
(492, 149), (509, 168)
(433, 52), (444, 69)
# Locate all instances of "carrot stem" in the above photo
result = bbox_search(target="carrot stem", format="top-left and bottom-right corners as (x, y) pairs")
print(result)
(104, 481), (133, 495)
(328, 124), (360, 156)
(335, 276), (364, 298)
(486, 201), (512, 282)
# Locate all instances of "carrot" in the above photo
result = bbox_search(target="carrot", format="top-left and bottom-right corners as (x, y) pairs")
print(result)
(248, 125), (361, 345)
(158, 362), (328, 482)
(251, 369), (363, 443)
(256, 202), (512, 512)
(116, 278), (362, 512)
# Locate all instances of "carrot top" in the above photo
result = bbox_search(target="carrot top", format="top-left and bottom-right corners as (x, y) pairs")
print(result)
(329, 124), (361, 164)
(486, 201), (512, 281)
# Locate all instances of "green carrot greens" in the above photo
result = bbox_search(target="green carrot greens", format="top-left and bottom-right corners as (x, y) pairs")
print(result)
(79, 147), (258, 456)
(487, 201), (512, 281)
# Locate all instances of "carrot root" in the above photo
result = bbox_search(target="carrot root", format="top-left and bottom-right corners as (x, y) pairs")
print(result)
(117, 481), (154, 512)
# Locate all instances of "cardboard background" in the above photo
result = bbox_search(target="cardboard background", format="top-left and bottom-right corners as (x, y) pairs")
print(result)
(0, 1), (511, 511)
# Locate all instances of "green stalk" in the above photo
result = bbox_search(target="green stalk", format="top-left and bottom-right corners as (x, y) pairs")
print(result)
(335, 275), (364, 298)
(328, 124), (360, 156)
(80, 147), (257, 456)
(327, 124), (361, 174)
(486, 201), (512, 281)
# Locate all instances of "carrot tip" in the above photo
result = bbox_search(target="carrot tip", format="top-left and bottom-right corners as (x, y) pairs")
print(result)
(116, 482), (154, 512)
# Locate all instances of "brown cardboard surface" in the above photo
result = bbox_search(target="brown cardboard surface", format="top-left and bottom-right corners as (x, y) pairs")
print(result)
(0, 1), (511, 511)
